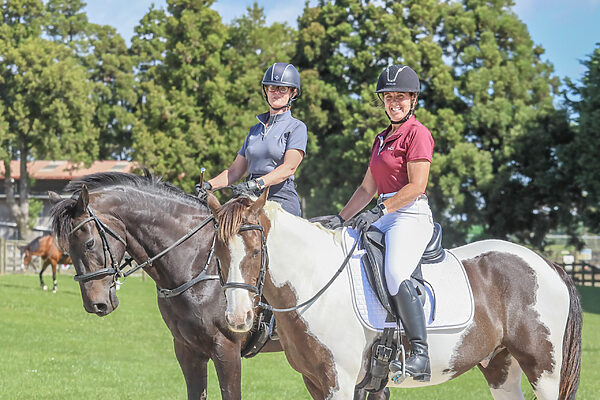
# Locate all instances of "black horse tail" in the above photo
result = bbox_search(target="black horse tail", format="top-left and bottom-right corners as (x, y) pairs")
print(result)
(550, 261), (582, 400)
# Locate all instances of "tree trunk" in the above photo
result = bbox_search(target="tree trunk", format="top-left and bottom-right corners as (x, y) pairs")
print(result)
(3, 141), (30, 239)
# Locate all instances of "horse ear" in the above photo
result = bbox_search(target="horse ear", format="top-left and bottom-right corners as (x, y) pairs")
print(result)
(48, 191), (62, 204)
(206, 191), (221, 216)
(250, 187), (269, 213)
(75, 185), (89, 216)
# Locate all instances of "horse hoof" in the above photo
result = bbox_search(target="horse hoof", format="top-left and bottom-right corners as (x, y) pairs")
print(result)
(42, 285), (48, 291)
(52, 289), (57, 293)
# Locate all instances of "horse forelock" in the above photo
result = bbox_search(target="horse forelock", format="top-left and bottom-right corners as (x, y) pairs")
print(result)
(50, 197), (78, 250)
(215, 197), (254, 243)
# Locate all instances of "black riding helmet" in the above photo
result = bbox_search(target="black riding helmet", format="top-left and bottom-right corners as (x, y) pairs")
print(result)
(262, 63), (301, 110)
(376, 65), (420, 124)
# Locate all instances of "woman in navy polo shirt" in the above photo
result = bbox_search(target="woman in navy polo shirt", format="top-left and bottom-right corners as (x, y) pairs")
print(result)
(323, 65), (435, 382)
(196, 63), (307, 216)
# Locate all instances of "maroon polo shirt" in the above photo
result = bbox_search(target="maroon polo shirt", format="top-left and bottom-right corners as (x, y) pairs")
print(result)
(369, 115), (434, 195)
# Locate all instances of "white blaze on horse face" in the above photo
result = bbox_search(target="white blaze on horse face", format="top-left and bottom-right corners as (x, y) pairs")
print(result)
(224, 234), (255, 332)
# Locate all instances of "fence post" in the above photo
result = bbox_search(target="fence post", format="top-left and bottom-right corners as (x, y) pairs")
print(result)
(0, 238), (5, 275)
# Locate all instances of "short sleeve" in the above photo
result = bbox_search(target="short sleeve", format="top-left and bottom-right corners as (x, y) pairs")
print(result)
(285, 122), (308, 154)
(238, 134), (249, 157)
(406, 128), (434, 162)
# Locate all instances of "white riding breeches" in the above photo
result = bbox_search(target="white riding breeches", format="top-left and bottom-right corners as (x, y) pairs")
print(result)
(372, 195), (433, 296)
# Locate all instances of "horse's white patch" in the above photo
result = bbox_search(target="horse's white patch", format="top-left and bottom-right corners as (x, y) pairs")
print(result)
(224, 235), (254, 324)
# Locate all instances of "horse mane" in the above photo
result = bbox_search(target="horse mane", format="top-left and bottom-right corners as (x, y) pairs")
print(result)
(215, 197), (254, 243)
(51, 171), (207, 247)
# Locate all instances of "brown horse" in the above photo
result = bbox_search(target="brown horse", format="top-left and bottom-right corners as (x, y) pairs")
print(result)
(20, 234), (72, 293)
(49, 172), (389, 400)
(209, 191), (582, 399)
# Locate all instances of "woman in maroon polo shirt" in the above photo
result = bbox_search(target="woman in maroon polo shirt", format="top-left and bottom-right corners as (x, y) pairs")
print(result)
(322, 65), (435, 382)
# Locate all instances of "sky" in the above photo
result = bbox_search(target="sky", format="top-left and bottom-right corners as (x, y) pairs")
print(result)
(83, 0), (600, 85)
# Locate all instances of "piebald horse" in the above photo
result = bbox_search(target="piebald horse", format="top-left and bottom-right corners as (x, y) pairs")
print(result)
(20, 234), (72, 292)
(207, 190), (582, 400)
(49, 172), (389, 400)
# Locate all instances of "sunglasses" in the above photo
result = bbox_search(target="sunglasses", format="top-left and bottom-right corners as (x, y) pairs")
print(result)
(265, 85), (292, 94)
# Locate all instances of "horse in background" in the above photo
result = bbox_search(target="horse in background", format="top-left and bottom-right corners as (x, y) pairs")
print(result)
(20, 234), (72, 293)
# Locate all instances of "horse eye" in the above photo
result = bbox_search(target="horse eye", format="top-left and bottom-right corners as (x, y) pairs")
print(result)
(252, 249), (260, 258)
(85, 239), (95, 250)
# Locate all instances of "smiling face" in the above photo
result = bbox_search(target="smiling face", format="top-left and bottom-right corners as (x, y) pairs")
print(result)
(383, 91), (414, 122)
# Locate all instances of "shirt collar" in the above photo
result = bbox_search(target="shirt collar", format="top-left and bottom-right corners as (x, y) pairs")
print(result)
(379, 115), (417, 143)
(257, 110), (292, 125)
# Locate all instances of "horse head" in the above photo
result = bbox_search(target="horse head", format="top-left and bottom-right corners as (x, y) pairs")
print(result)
(51, 185), (127, 316)
(207, 190), (270, 333)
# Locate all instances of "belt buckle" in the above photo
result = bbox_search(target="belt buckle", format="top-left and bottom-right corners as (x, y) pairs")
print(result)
(375, 344), (393, 362)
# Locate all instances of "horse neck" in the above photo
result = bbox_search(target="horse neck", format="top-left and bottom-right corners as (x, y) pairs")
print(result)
(92, 189), (215, 288)
(262, 205), (347, 300)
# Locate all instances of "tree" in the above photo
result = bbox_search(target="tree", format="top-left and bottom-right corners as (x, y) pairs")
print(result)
(565, 43), (600, 235)
(0, 0), (98, 238)
(132, 1), (295, 191)
(293, 0), (571, 247)
(45, 0), (138, 159)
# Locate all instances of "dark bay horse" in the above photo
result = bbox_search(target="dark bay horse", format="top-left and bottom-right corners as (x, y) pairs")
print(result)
(49, 172), (389, 400)
(208, 190), (582, 399)
(20, 234), (72, 292)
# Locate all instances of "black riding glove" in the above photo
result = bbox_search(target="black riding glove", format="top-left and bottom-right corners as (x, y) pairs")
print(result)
(351, 204), (385, 232)
(231, 179), (261, 197)
(194, 181), (212, 201)
(319, 215), (345, 230)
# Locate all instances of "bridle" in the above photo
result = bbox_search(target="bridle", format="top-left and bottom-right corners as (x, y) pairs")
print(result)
(222, 221), (360, 313)
(220, 224), (268, 298)
(70, 205), (127, 282)
(69, 205), (219, 297)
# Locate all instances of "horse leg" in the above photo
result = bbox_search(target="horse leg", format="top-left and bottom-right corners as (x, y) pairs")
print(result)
(39, 262), (49, 291)
(51, 262), (58, 293)
(173, 339), (209, 400)
(478, 349), (525, 400)
(211, 335), (242, 400)
(353, 388), (390, 400)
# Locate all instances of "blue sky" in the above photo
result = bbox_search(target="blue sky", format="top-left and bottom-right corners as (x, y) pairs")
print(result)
(83, 0), (600, 85)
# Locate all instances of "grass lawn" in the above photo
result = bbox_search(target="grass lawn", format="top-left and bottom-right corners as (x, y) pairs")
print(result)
(0, 274), (598, 399)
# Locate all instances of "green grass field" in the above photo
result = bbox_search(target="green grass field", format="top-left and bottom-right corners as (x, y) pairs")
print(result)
(0, 274), (598, 399)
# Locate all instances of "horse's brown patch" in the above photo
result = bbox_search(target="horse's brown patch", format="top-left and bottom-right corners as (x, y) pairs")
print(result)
(447, 251), (555, 388)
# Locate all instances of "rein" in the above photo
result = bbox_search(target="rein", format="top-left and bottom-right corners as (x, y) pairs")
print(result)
(69, 205), (220, 297)
(224, 223), (360, 313)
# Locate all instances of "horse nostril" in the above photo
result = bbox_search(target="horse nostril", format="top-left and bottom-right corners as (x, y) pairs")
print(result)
(246, 310), (254, 325)
(93, 303), (108, 313)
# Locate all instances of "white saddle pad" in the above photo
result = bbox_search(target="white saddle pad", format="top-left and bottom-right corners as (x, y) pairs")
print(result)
(342, 228), (474, 333)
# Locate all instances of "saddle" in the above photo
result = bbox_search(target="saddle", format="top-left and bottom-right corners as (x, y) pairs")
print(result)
(360, 222), (445, 316)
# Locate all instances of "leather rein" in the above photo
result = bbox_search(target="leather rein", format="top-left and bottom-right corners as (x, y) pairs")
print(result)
(222, 222), (360, 313)
(69, 205), (219, 298)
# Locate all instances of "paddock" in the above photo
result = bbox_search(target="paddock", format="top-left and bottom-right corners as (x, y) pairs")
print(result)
(0, 273), (597, 399)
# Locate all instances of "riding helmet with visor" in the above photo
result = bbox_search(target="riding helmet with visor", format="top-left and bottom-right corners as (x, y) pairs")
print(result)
(376, 64), (420, 125)
(262, 63), (301, 110)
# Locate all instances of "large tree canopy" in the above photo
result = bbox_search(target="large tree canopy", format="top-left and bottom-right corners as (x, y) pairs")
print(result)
(292, 0), (573, 246)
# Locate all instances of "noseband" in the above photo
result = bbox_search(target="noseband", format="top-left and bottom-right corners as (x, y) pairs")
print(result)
(221, 224), (268, 298)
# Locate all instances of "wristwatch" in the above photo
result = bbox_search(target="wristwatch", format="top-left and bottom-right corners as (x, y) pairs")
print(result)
(377, 202), (388, 215)
(256, 178), (266, 190)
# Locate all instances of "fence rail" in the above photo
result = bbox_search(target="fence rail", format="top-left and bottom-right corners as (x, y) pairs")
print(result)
(560, 262), (600, 287)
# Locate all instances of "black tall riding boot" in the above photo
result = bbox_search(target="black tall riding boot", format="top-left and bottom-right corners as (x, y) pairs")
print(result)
(388, 280), (431, 382)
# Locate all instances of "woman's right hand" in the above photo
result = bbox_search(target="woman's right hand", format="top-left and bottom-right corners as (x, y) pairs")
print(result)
(318, 215), (345, 230)
(194, 181), (212, 200)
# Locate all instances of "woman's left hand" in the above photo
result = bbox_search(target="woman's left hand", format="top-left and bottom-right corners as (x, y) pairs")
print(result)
(351, 205), (384, 232)
(232, 180), (261, 197)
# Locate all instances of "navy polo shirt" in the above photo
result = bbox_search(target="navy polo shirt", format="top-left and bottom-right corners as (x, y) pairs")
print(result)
(238, 110), (307, 179)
